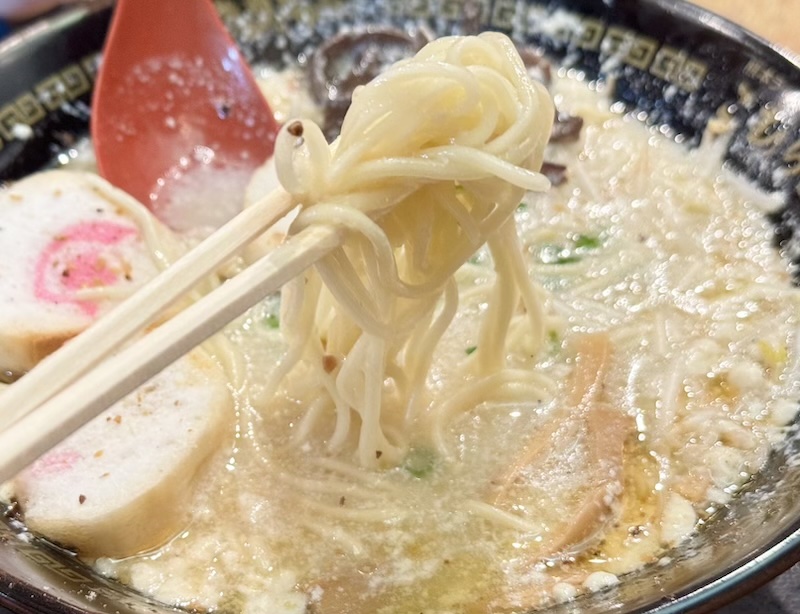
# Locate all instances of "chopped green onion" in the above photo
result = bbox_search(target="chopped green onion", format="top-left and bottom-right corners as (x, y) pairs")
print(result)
(548, 330), (561, 354)
(517, 202), (528, 210)
(468, 248), (491, 266)
(264, 313), (280, 329)
(538, 244), (581, 265)
(535, 233), (603, 265)
(555, 254), (581, 264)
(403, 447), (437, 479)
(574, 233), (601, 250)
(466, 346), (477, 355)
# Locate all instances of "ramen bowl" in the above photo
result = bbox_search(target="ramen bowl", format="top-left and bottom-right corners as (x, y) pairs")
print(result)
(2, 0), (800, 612)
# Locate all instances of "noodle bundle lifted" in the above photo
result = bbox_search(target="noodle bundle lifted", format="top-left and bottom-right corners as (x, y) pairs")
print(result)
(265, 32), (554, 467)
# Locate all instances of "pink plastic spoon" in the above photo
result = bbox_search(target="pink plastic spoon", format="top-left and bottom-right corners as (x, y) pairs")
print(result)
(91, 0), (278, 230)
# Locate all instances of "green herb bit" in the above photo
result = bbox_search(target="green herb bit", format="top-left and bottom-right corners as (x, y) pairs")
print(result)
(403, 447), (437, 479)
(548, 330), (562, 354)
(555, 254), (581, 264)
(574, 233), (601, 250)
(264, 313), (280, 329)
(466, 345), (478, 355)
(468, 247), (489, 265)
(536, 233), (603, 265)
(538, 244), (581, 265)
(517, 202), (528, 210)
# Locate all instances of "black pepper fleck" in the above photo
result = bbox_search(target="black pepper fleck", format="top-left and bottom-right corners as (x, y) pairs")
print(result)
(4, 499), (22, 521)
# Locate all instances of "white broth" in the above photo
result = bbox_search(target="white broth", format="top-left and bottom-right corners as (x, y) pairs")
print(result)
(106, 74), (800, 612)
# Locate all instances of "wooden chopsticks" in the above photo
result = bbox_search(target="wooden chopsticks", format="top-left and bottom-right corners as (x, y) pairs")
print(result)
(0, 186), (340, 483)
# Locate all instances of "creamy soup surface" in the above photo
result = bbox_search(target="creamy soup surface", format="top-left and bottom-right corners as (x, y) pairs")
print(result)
(4, 43), (800, 614)
(95, 71), (800, 613)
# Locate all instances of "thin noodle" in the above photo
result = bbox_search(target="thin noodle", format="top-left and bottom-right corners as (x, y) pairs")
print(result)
(264, 33), (555, 468)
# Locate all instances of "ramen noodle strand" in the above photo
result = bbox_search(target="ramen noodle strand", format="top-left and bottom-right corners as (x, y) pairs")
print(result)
(265, 33), (555, 467)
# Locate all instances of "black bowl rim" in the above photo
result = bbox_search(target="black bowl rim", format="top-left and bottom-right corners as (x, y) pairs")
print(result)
(649, 0), (800, 73)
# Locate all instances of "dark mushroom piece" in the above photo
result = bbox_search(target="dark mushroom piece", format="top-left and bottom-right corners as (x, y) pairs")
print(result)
(550, 111), (584, 143)
(309, 28), (428, 139)
(516, 45), (552, 85)
(541, 161), (568, 186)
(458, 0), (484, 35)
(543, 110), (584, 186)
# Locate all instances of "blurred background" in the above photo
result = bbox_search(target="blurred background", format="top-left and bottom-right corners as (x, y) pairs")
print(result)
(694, 0), (797, 53)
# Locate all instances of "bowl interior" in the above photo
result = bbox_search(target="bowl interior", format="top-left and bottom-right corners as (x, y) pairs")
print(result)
(2, 1), (800, 613)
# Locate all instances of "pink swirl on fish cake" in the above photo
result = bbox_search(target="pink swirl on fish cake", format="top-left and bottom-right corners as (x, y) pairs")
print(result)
(27, 448), (84, 477)
(34, 221), (139, 317)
